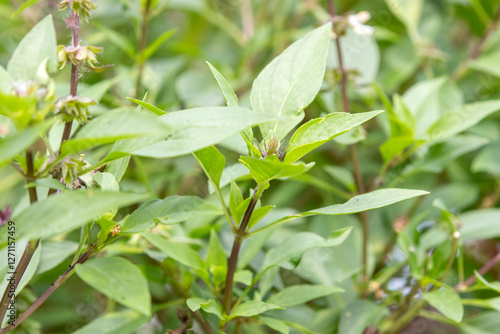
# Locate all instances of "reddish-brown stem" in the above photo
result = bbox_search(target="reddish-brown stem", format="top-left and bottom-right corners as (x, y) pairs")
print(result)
(223, 190), (259, 315)
(328, 0), (370, 292)
(455, 251), (500, 291)
(60, 10), (80, 149)
(0, 250), (91, 333)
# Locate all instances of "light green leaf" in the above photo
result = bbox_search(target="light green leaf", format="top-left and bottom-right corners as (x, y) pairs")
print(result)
(105, 156), (131, 182)
(140, 29), (176, 61)
(229, 180), (244, 220)
(379, 137), (419, 164)
(72, 309), (149, 334)
(460, 209), (500, 241)
(285, 110), (383, 163)
(0, 119), (55, 168)
(259, 228), (352, 274)
(14, 190), (147, 240)
(469, 51), (500, 78)
(127, 97), (166, 116)
(403, 77), (463, 137)
(194, 146), (225, 190)
(207, 62), (239, 107)
(230, 300), (283, 318)
(0, 66), (11, 93)
(261, 317), (290, 334)
(186, 298), (223, 319)
(36, 240), (78, 274)
(473, 271), (500, 293)
(250, 23), (332, 139)
(141, 231), (205, 272)
(7, 15), (57, 80)
(61, 109), (172, 157)
(462, 297), (500, 312)
(207, 229), (226, 268)
(428, 100), (500, 142)
(472, 143), (500, 176)
(130, 106), (276, 158)
(248, 205), (275, 229)
(75, 257), (151, 316)
(339, 300), (389, 334)
(240, 156), (314, 185)
(384, 0), (423, 36)
(423, 289), (463, 322)
(95, 22), (135, 59)
(267, 285), (343, 307)
(93, 172), (119, 192)
(122, 196), (221, 233)
(261, 189), (428, 231)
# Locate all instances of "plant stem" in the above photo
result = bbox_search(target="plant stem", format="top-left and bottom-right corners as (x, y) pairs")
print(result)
(450, 3), (500, 82)
(0, 250), (91, 333)
(135, 0), (152, 98)
(60, 9), (80, 150)
(328, 0), (370, 292)
(455, 251), (500, 291)
(223, 188), (259, 315)
(0, 149), (39, 322)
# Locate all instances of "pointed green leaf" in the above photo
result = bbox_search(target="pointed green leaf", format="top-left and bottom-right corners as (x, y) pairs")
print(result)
(7, 15), (57, 80)
(267, 284), (343, 307)
(36, 240), (78, 274)
(140, 29), (176, 61)
(261, 317), (289, 334)
(127, 97), (166, 115)
(428, 100), (500, 142)
(285, 110), (383, 163)
(229, 180), (244, 220)
(250, 23), (332, 139)
(14, 190), (147, 240)
(423, 289), (463, 322)
(122, 196), (221, 233)
(207, 62), (239, 107)
(230, 301), (283, 318)
(240, 156), (314, 185)
(130, 106), (276, 158)
(187, 298), (223, 319)
(194, 146), (225, 190)
(248, 205), (275, 229)
(141, 231), (205, 272)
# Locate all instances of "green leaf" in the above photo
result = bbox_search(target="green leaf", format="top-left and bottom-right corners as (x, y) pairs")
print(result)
(261, 317), (290, 334)
(94, 22), (135, 59)
(460, 209), (500, 241)
(141, 231), (205, 272)
(61, 109), (172, 157)
(72, 309), (149, 334)
(339, 300), (389, 334)
(428, 100), (500, 142)
(7, 15), (57, 80)
(462, 297), (500, 312)
(127, 97), (166, 116)
(250, 23), (331, 139)
(207, 229), (227, 286)
(193, 146), (225, 190)
(230, 301), (283, 318)
(248, 205), (275, 229)
(0, 119), (55, 168)
(285, 110), (383, 163)
(186, 298), (223, 319)
(472, 143), (500, 176)
(105, 156), (131, 182)
(206, 62), (239, 107)
(259, 228), (352, 274)
(140, 29), (176, 61)
(0, 66), (11, 93)
(261, 189), (428, 230)
(423, 289), (463, 322)
(122, 196), (221, 233)
(93, 172), (119, 192)
(267, 284), (343, 307)
(36, 240), (78, 274)
(75, 257), (151, 316)
(403, 77), (463, 137)
(229, 180), (244, 220)
(473, 271), (500, 293)
(469, 51), (500, 78)
(14, 190), (147, 240)
(240, 156), (314, 185)
(129, 106), (276, 158)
